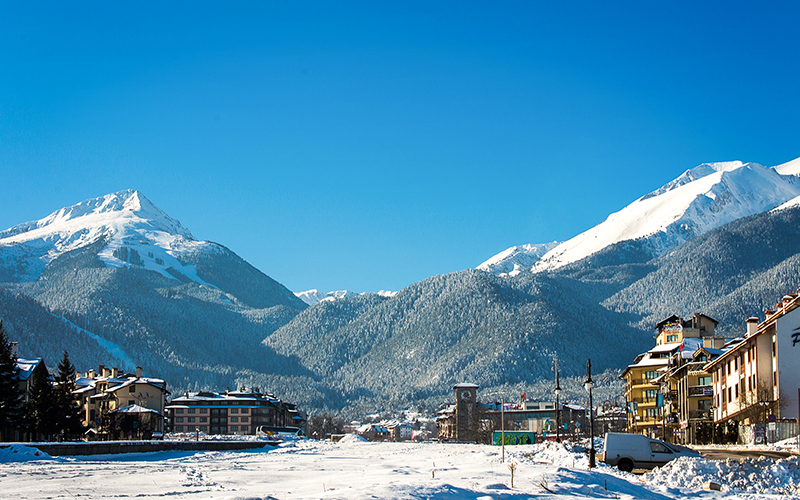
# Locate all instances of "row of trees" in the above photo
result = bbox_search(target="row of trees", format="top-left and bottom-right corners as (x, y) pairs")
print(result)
(0, 322), (84, 442)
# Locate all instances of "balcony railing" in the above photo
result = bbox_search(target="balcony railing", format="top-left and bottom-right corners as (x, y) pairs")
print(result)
(688, 410), (712, 420)
(688, 385), (713, 397)
(627, 379), (660, 387)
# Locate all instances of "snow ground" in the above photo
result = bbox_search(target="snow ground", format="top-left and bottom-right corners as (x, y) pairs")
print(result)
(1, 439), (799, 499)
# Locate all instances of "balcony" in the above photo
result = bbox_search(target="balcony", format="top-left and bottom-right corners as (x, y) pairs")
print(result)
(628, 378), (659, 387)
(688, 410), (712, 420)
(688, 385), (713, 397)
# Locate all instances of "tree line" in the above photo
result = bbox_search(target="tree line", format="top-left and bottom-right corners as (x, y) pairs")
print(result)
(0, 321), (83, 442)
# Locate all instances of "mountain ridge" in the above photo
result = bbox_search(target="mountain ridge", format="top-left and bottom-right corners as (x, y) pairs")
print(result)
(481, 158), (800, 277)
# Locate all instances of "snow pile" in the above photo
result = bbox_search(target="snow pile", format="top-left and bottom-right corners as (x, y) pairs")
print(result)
(513, 439), (600, 469)
(0, 445), (53, 462)
(337, 433), (369, 444)
(644, 455), (800, 495)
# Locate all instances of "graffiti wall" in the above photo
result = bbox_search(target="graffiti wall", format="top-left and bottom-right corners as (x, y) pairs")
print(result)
(492, 431), (536, 446)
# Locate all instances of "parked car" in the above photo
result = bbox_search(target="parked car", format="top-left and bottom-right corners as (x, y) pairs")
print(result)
(602, 432), (701, 471)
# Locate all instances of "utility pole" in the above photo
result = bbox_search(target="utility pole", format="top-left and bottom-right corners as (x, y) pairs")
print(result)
(553, 355), (562, 443)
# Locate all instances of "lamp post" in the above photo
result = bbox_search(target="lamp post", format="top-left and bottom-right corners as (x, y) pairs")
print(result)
(584, 358), (596, 468)
(554, 365), (562, 443)
(500, 396), (505, 463)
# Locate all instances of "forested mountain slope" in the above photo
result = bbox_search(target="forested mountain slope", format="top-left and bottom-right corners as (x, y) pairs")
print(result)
(601, 204), (800, 336)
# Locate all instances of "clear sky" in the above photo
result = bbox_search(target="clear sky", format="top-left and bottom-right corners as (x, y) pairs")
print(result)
(1, 2), (799, 294)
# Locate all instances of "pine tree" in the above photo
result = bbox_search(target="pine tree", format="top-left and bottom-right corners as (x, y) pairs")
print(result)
(55, 351), (83, 440)
(0, 321), (24, 441)
(24, 365), (58, 441)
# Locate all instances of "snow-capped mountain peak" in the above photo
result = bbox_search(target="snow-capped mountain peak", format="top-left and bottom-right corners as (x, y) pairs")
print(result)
(295, 289), (397, 306)
(0, 190), (212, 284)
(477, 242), (559, 276)
(479, 157), (800, 275)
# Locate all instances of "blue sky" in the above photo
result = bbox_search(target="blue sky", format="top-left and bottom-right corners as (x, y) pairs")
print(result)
(2, 2), (799, 293)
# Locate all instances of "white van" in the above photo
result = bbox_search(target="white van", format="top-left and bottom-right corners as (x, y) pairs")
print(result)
(602, 432), (701, 471)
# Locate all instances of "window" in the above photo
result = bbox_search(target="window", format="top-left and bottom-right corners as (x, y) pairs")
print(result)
(240, 426), (248, 433)
(645, 389), (658, 400)
(698, 376), (711, 386)
(645, 408), (662, 418)
(188, 408), (196, 414)
(230, 426), (238, 431)
(240, 408), (249, 414)
(697, 354), (708, 363)
(176, 426), (184, 432)
(667, 334), (678, 342)
(727, 387), (731, 402)
(199, 426), (207, 432)
(176, 408), (184, 414)
(230, 408), (239, 414)
(200, 417), (207, 423)
(128, 400), (135, 406)
(176, 417), (184, 423)
(645, 371), (660, 380)
(774, 371), (778, 386)
(129, 385), (136, 393)
(231, 416), (239, 422)
(240, 416), (248, 423)
(200, 408), (208, 414)
(188, 417), (195, 423)
(650, 442), (672, 454)
(735, 384), (738, 399)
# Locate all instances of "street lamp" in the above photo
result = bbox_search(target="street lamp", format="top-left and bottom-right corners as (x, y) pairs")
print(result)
(500, 396), (505, 463)
(584, 358), (596, 468)
(485, 392), (508, 463)
(554, 364), (562, 443)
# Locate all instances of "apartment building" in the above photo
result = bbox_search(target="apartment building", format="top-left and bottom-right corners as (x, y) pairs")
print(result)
(165, 388), (306, 435)
(621, 313), (722, 441)
(706, 288), (800, 426)
(74, 365), (168, 439)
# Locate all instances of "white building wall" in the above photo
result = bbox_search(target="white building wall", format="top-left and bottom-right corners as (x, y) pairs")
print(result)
(776, 307), (800, 420)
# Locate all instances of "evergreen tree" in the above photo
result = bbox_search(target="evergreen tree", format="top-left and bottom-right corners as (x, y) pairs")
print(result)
(24, 365), (58, 441)
(0, 321), (24, 441)
(55, 351), (83, 440)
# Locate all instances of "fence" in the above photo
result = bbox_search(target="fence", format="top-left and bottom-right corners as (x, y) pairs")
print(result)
(738, 421), (798, 445)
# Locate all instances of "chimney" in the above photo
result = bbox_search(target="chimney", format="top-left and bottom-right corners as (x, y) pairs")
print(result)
(88, 369), (95, 379)
(98, 365), (105, 378)
(10, 342), (19, 358)
(136, 366), (142, 378)
(111, 367), (118, 378)
(746, 317), (759, 337)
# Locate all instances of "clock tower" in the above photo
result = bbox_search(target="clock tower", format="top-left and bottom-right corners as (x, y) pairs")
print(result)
(453, 383), (479, 442)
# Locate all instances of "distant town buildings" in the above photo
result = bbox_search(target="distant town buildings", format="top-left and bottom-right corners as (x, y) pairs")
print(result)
(436, 384), (591, 444)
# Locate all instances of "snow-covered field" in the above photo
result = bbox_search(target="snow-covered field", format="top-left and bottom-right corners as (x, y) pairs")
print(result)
(1, 438), (799, 499)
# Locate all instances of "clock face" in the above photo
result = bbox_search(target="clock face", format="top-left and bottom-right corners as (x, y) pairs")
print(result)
(461, 390), (471, 400)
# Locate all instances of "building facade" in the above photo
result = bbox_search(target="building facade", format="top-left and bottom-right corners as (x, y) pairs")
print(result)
(621, 313), (723, 441)
(74, 365), (168, 439)
(165, 388), (306, 436)
(706, 288), (800, 427)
